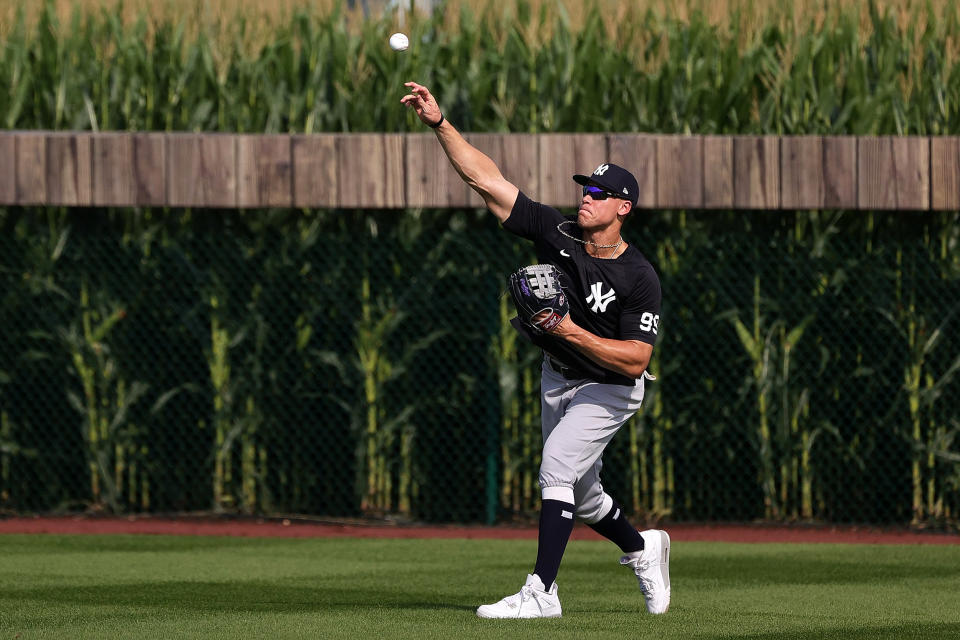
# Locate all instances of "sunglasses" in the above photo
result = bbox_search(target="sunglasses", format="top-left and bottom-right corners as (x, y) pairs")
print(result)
(582, 185), (621, 200)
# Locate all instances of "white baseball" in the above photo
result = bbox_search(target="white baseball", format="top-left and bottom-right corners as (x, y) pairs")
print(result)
(389, 32), (409, 51)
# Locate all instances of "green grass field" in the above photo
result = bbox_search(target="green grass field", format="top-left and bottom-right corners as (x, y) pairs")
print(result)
(1, 534), (959, 639)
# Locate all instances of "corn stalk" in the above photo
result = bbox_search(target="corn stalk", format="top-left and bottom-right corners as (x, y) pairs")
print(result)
(882, 246), (960, 526)
(729, 276), (776, 518)
(317, 215), (450, 518)
(356, 270), (394, 513)
(493, 292), (541, 516)
(494, 293), (520, 511)
(205, 289), (265, 514)
(61, 278), (148, 512)
(626, 373), (673, 520)
(649, 382), (671, 518)
(728, 271), (815, 520)
(351, 286), (444, 515)
(208, 292), (233, 511)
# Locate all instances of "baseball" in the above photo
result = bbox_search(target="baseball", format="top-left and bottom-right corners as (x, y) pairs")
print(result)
(389, 32), (409, 51)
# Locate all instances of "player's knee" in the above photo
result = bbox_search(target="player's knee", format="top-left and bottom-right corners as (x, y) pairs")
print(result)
(576, 491), (613, 524)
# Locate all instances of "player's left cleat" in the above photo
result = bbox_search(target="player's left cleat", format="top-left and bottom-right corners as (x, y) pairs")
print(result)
(475, 574), (562, 619)
(620, 529), (670, 614)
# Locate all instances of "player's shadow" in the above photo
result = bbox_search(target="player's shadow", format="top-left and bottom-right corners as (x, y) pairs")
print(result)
(677, 555), (959, 586)
(1, 581), (477, 614)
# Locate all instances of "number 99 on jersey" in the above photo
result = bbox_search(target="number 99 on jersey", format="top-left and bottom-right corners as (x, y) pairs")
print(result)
(640, 312), (659, 334)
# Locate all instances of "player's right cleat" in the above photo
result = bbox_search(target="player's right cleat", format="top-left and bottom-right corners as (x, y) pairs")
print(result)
(620, 529), (671, 614)
(475, 574), (562, 619)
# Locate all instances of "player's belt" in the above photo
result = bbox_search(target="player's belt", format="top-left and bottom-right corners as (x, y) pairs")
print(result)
(548, 357), (589, 380)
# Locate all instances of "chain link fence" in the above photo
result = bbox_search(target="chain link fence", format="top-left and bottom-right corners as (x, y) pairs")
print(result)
(1, 208), (959, 528)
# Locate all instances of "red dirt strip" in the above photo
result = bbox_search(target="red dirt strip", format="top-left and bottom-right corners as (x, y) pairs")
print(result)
(0, 516), (957, 545)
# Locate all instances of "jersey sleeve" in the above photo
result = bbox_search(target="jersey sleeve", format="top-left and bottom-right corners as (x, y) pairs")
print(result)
(501, 191), (566, 241)
(619, 266), (662, 345)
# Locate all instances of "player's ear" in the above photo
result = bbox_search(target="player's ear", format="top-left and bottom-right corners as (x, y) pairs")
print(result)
(618, 200), (633, 218)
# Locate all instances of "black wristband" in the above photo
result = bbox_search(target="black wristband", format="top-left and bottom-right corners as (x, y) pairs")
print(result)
(428, 113), (444, 129)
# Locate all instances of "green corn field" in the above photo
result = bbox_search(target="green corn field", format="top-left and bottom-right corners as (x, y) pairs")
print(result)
(3, 0), (960, 133)
(1, 1), (959, 528)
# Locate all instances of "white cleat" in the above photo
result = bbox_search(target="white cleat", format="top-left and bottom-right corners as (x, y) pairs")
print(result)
(476, 574), (562, 619)
(620, 529), (671, 614)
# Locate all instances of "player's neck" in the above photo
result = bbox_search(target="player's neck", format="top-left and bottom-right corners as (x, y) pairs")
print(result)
(585, 234), (625, 259)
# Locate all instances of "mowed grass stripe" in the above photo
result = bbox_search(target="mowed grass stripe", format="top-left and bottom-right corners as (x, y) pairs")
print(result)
(1, 535), (959, 639)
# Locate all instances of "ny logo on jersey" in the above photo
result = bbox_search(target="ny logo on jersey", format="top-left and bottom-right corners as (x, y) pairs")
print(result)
(586, 282), (616, 313)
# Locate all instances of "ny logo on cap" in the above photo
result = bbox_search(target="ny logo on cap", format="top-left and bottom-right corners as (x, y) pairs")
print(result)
(593, 164), (609, 176)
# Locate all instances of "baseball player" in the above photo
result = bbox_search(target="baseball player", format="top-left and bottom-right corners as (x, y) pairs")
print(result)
(401, 82), (669, 619)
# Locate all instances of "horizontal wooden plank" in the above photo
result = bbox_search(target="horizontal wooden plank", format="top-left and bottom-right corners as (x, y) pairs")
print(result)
(823, 136), (857, 208)
(93, 133), (135, 206)
(781, 136), (822, 209)
(382, 134), (406, 208)
(858, 137), (929, 210)
(5, 131), (955, 211)
(657, 136), (702, 209)
(0, 133), (14, 204)
(538, 134), (607, 208)
(500, 134), (540, 200)
(16, 132), (46, 205)
(238, 135), (292, 208)
(703, 135), (733, 208)
(292, 135), (338, 208)
(607, 134), (656, 209)
(931, 137), (960, 210)
(46, 133), (92, 206)
(735, 136), (779, 209)
(167, 134), (237, 207)
(406, 133), (467, 207)
(133, 133), (166, 206)
(337, 134), (405, 208)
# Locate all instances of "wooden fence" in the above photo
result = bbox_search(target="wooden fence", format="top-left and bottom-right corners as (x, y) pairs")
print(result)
(2, 131), (960, 210)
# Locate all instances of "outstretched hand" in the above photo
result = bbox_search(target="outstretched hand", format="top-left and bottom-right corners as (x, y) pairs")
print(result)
(401, 82), (443, 128)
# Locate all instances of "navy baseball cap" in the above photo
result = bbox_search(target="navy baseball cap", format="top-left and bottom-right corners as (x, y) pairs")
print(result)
(573, 163), (639, 208)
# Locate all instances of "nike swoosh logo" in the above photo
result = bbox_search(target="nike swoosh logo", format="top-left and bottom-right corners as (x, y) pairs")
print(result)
(560, 250), (571, 257)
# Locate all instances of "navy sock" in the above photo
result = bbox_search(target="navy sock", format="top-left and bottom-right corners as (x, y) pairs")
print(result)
(532, 499), (575, 587)
(587, 498), (644, 553)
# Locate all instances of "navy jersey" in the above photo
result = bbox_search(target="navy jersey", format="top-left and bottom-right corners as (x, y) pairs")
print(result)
(502, 191), (661, 385)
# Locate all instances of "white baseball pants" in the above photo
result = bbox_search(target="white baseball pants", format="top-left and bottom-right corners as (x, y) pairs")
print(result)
(538, 356), (649, 523)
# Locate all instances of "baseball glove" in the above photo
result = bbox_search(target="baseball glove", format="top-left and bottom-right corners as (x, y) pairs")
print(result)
(508, 264), (569, 333)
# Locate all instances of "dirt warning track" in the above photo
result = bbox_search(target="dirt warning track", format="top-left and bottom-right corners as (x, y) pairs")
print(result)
(1, 516), (958, 545)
